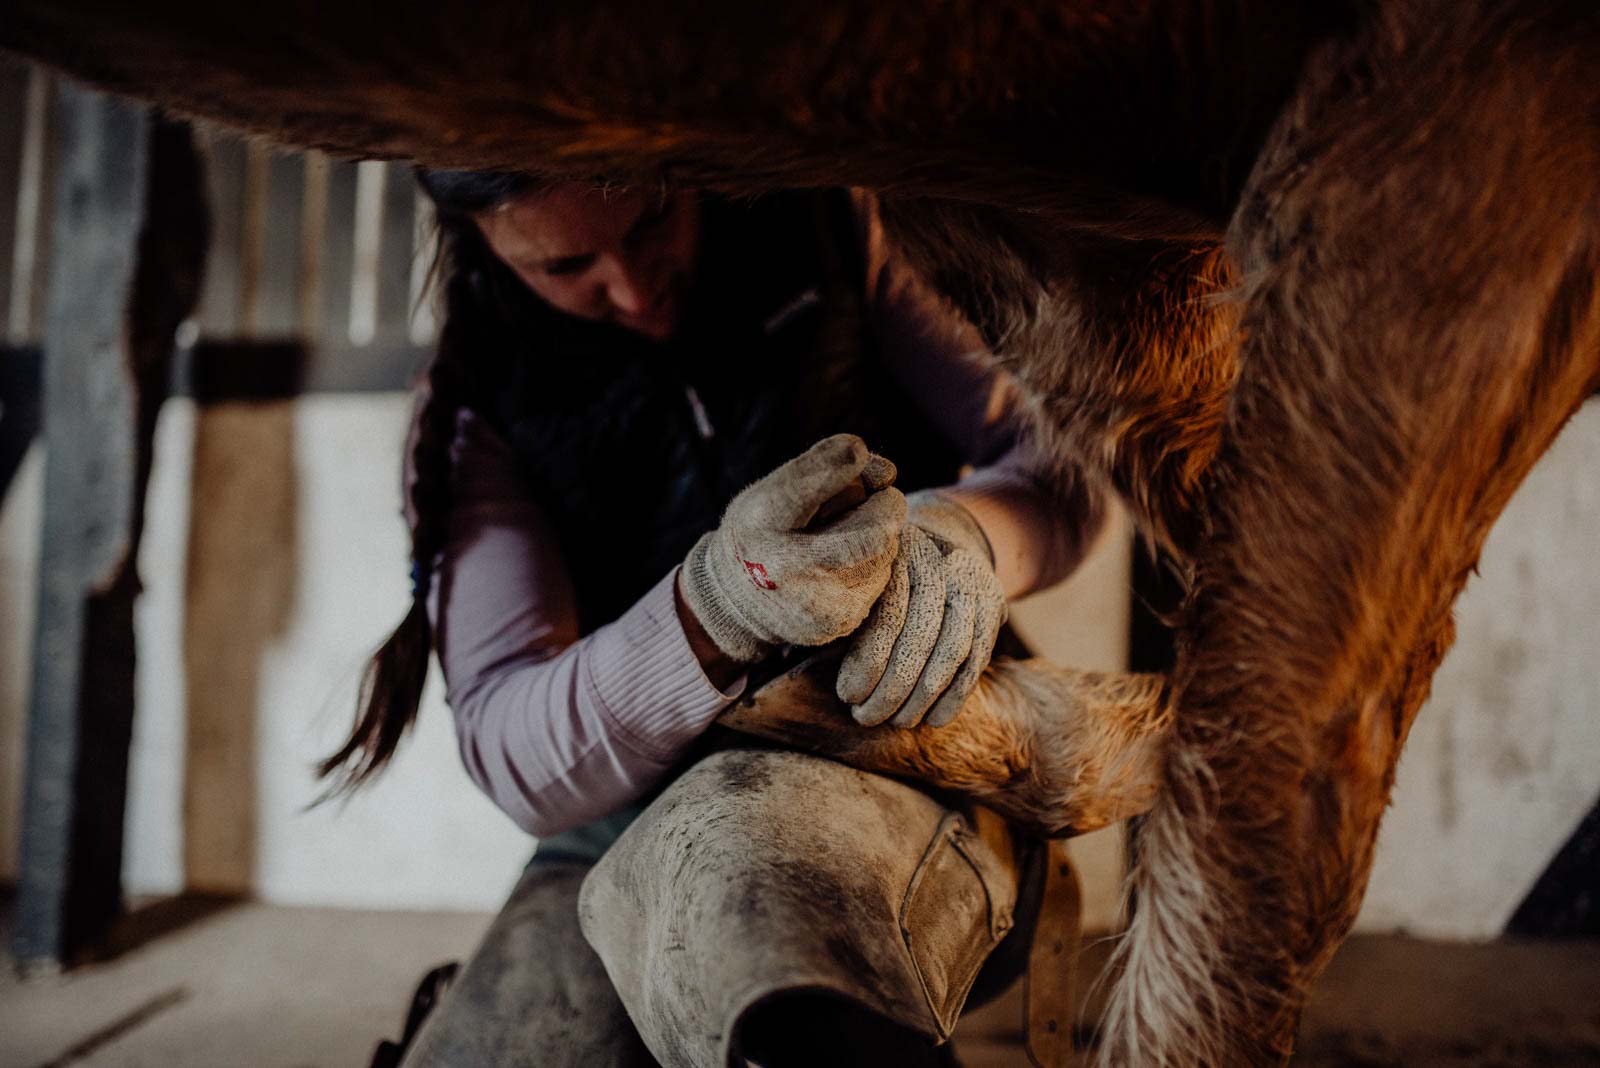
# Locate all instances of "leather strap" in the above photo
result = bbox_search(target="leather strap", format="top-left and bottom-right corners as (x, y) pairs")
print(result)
(1024, 839), (1083, 1068)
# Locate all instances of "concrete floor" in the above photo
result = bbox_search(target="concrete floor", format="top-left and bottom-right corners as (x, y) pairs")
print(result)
(3, 897), (1598, 1067)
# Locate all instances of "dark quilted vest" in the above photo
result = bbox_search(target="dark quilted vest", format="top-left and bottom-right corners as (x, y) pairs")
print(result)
(477, 191), (965, 634)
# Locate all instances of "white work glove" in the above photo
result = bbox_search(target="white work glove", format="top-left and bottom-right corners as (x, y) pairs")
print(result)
(681, 434), (907, 662)
(836, 490), (1006, 728)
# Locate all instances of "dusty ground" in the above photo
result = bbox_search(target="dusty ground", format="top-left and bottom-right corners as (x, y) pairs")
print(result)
(1289, 936), (1600, 1068)
(2, 896), (1597, 1067)
(954, 931), (1600, 1068)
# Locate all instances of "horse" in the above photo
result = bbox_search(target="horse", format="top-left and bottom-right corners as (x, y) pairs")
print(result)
(4, 1), (1597, 1062)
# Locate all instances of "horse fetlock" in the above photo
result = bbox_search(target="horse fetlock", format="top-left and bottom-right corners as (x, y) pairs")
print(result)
(721, 652), (1170, 839)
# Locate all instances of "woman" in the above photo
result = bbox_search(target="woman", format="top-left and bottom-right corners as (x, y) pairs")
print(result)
(329, 171), (1104, 1066)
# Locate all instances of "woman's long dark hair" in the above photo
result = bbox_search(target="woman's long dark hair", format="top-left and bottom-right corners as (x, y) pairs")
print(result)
(317, 168), (551, 794)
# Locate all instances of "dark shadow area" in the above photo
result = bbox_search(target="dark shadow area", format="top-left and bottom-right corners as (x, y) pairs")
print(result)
(0, 346), (41, 506)
(0, 887), (230, 971)
(1507, 793), (1600, 938)
(1126, 541), (1182, 675)
(94, 892), (244, 961)
(179, 339), (306, 402)
(735, 989), (959, 1068)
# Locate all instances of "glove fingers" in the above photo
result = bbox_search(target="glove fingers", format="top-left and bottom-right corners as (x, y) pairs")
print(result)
(924, 560), (1007, 728)
(800, 488), (907, 570)
(851, 530), (945, 726)
(860, 454), (898, 493)
(737, 434), (879, 531)
(836, 547), (911, 705)
(889, 574), (976, 728)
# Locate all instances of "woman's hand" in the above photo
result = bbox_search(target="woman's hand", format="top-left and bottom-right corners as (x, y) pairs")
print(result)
(679, 434), (906, 663)
(835, 491), (1006, 728)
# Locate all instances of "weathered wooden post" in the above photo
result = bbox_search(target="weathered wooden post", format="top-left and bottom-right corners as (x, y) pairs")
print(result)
(12, 82), (207, 972)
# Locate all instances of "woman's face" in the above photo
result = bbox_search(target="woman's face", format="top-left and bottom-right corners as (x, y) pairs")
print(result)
(473, 184), (701, 341)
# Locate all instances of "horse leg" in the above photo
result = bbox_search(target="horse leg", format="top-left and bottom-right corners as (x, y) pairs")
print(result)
(717, 213), (1245, 840)
(1101, 6), (1600, 1065)
(878, 201), (1242, 556)
(720, 654), (1170, 839)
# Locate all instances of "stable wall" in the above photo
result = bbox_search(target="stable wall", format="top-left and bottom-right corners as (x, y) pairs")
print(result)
(122, 394), (531, 910)
(1359, 398), (1600, 938)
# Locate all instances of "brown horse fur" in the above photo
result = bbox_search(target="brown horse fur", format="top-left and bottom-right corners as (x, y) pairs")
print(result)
(723, 652), (1170, 839)
(5, 0), (1599, 1063)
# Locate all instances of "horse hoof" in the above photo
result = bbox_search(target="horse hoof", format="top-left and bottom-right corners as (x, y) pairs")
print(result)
(718, 650), (1169, 838)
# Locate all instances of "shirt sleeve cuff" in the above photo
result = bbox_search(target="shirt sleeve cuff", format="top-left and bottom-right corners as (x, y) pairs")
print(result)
(938, 454), (1107, 598)
(583, 569), (748, 762)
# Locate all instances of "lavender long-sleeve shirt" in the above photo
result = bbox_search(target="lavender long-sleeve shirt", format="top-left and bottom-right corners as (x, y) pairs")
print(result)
(422, 198), (1104, 836)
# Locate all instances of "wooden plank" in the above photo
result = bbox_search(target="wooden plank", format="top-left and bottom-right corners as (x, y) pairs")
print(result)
(302, 339), (429, 393)
(347, 159), (385, 345)
(408, 187), (438, 345)
(375, 161), (415, 342)
(299, 150), (329, 341)
(237, 140), (269, 334)
(195, 128), (245, 338)
(72, 114), (207, 965)
(318, 157), (358, 346)
(6, 63), (51, 343)
(256, 149), (304, 336)
(0, 57), (32, 340)
(13, 80), (150, 972)
(13, 105), (206, 974)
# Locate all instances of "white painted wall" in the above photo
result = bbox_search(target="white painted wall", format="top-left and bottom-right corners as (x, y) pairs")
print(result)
(1358, 398), (1600, 937)
(0, 443), (43, 883)
(112, 396), (528, 909)
(2, 395), (1597, 935)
